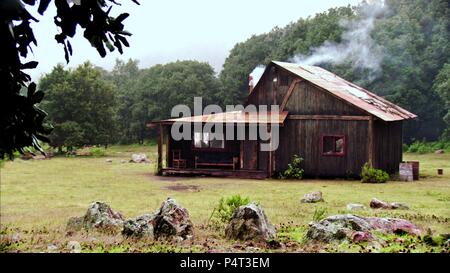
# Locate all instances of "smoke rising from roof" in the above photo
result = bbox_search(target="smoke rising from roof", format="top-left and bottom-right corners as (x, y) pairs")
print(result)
(249, 65), (266, 86)
(291, 1), (387, 77)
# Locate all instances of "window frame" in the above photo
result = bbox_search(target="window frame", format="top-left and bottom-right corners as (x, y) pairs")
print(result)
(321, 134), (346, 157)
(192, 131), (226, 151)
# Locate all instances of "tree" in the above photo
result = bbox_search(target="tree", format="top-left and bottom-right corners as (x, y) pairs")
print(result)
(104, 59), (141, 144)
(0, 0), (139, 159)
(218, 0), (449, 141)
(433, 63), (450, 139)
(39, 62), (118, 150)
(130, 61), (222, 144)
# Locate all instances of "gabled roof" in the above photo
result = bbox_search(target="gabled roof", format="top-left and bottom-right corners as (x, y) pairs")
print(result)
(152, 111), (288, 125)
(270, 61), (417, 121)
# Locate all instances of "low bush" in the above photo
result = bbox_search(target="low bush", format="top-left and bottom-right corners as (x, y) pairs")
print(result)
(405, 140), (450, 154)
(279, 155), (304, 180)
(360, 163), (389, 183)
(208, 195), (251, 229)
(90, 147), (106, 157)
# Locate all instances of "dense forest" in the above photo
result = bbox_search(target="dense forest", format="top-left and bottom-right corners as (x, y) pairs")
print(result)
(39, 0), (449, 149)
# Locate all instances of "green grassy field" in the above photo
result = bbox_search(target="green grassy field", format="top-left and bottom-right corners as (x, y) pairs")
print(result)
(1, 145), (449, 253)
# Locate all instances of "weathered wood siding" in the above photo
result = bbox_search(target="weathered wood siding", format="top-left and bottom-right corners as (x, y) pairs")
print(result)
(284, 81), (366, 116)
(373, 120), (403, 174)
(276, 119), (369, 177)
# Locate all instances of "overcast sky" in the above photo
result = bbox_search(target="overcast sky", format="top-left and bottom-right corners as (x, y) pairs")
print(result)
(26, 0), (362, 80)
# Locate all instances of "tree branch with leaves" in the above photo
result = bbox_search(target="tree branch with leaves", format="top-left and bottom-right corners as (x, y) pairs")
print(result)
(0, 0), (139, 159)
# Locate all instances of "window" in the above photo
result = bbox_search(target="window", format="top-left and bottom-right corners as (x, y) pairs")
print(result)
(322, 135), (345, 156)
(194, 132), (225, 149)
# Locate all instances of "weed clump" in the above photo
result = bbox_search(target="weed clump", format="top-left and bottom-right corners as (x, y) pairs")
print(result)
(361, 163), (389, 183)
(208, 195), (251, 230)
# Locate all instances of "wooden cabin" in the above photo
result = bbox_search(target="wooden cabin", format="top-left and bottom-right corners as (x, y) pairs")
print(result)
(149, 61), (417, 179)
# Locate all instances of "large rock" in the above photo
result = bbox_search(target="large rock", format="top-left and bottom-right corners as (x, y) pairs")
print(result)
(122, 214), (155, 239)
(151, 198), (194, 239)
(130, 153), (150, 163)
(301, 191), (324, 203)
(225, 202), (276, 242)
(121, 198), (193, 240)
(66, 202), (124, 233)
(370, 198), (409, 210)
(365, 217), (421, 236)
(306, 214), (372, 243)
(306, 214), (421, 243)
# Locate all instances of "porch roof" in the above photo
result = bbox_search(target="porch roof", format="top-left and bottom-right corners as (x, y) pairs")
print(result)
(150, 110), (288, 125)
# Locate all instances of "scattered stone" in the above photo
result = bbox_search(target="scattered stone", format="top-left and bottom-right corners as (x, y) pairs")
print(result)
(122, 214), (155, 239)
(106, 159), (113, 163)
(435, 149), (444, 154)
(390, 202), (410, 210)
(67, 241), (82, 253)
(369, 198), (390, 209)
(246, 246), (261, 252)
(120, 160), (127, 164)
(306, 214), (422, 243)
(346, 203), (366, 211)
(47, 244), (58, 251)
(370, 198), (409, 210)
(225, 202), (276, 242)
(152, 198), (194, 240)
(301, 191), (324, 203)
(66, 202), (124, 233)
(129, 153), (151, 163)
(11, 233), (21, 243)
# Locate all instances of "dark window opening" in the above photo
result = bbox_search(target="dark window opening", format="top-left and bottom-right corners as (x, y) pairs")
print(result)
(194, 132), (225, 149)
(322, 135), (345, 156)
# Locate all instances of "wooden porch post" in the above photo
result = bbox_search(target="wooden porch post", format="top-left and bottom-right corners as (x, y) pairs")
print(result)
(165, 125), (170, 168)
(368, 117), (374, 166)
(240, 140), (244, 169)
(268, 124), (273, 177)
(157, 124), (163, 174)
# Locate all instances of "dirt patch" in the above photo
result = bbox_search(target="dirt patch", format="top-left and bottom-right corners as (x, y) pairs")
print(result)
(163, 183), (201, 192)
(143, 173), (190, 182)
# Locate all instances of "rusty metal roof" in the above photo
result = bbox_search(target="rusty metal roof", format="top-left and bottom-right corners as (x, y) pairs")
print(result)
(273, 61), (417, 121)
(160, 111), (288, 124)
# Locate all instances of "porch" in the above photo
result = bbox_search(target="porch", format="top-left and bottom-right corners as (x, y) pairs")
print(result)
(149, 110), (288, 178)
